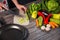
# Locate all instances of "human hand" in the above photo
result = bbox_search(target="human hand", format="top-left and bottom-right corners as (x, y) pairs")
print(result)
(0, 3), (3, 10)
(16, 4), (27, 12)
(0, 3), (9, 10)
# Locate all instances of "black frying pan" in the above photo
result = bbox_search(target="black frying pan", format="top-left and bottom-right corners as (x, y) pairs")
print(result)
(0, 17), (29, 40)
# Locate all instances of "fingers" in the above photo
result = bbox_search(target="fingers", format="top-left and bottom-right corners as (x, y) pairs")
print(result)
(0, 3), (9, 10)
(20, 6), (27, 12)
(0, 3), (3, 10)
(0, 6), (2, 10)
(16, 4), (27, 12)
(0, 3), (2, 10)
(2, 5), (9, 10)
(23, 6), (27, 12)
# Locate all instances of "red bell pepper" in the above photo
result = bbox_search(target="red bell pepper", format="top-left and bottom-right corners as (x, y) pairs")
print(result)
(38, 11), (52, 25)
(38, 11), (45, 21)
(44, 14), (52, 25)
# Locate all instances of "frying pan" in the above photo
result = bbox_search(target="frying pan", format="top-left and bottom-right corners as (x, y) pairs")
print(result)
(0, 17), (29, 40)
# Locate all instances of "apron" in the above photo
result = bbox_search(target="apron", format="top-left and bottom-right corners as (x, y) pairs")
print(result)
(7, 0), (36, 9)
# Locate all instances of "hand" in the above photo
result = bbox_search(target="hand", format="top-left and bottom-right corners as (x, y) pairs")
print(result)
(0, 7), (2, 10)
(16, 4), (27, 12)
(0, 3), (3, 10)
(0, 3), (9, 10)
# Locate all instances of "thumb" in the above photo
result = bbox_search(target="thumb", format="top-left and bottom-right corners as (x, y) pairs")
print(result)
(0, 7), (2, 10)
(23, 6), (27, 12)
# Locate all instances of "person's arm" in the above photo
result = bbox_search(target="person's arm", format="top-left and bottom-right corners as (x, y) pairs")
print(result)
(12, 0), (19, 7)
(12, 0), (27, 11)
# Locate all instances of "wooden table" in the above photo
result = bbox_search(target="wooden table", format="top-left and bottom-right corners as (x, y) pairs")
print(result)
(0, 10), (60, 40)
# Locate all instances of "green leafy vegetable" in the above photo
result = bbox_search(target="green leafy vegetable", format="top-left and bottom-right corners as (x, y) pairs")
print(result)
(47, 0), (59, 11)
(50, 18), (60, 25)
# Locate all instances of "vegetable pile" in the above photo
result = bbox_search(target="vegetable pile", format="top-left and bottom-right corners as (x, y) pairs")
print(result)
(27, 0), (60, 31)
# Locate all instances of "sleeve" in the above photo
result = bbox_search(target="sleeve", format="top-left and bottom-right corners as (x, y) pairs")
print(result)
(7, 0), (16, 9)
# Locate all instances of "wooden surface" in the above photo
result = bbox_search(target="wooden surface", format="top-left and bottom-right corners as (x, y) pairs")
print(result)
(26, 20), (60, 40)
(0, 11), (60, 40)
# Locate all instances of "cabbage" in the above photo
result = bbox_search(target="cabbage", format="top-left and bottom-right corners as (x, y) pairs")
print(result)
(47, 0), (59, 11)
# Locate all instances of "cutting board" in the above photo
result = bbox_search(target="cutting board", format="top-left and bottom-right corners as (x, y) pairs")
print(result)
(13, 14), (29, 26)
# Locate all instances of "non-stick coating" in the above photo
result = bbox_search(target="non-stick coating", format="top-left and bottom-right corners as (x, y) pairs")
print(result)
(0, 24), (29, 40)
(1, 28), (23, 40)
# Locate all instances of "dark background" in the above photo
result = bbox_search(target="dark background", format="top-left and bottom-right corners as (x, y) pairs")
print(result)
(7, 0), (36, 9)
